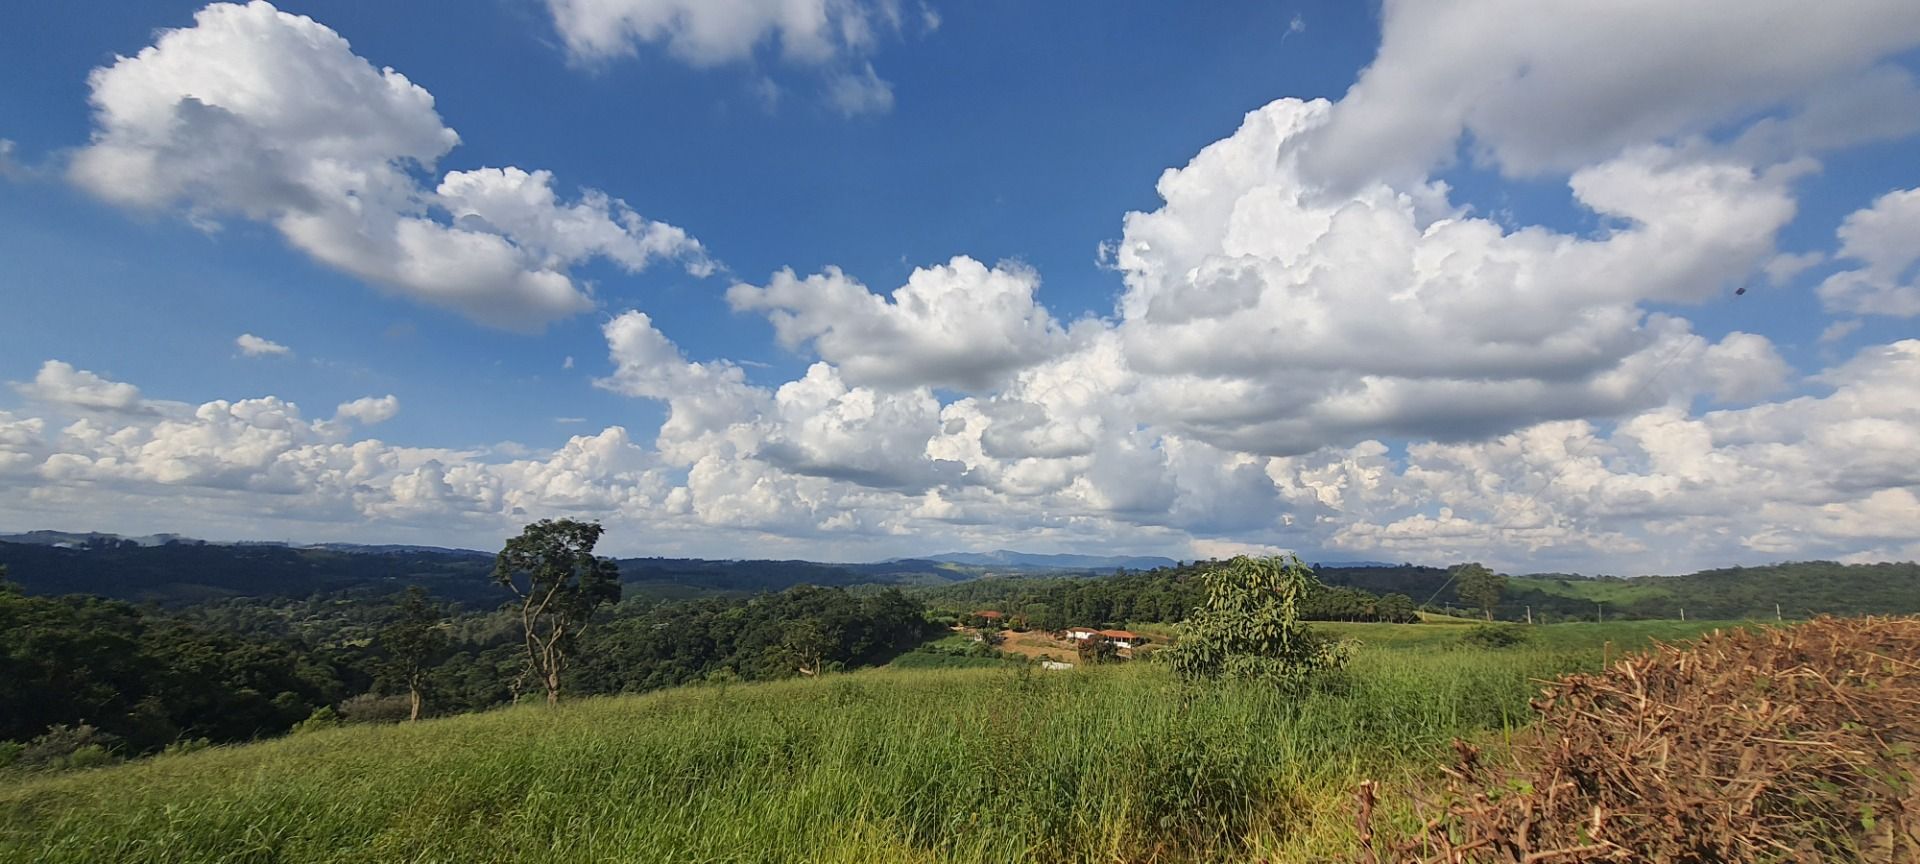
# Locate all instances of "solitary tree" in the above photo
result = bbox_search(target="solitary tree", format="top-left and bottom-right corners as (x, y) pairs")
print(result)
(1166, 555), (1348, 691)
(492, 519), (622, 704)
(1452, 563), (1507, 620)
(376, 586), (447, 721)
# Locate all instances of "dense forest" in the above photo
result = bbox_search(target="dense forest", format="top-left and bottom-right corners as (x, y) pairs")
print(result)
(0, 540), (971, 607)
(918, 562), (1421, 628)
(0, 560), (933, 768)
(5, 529), (1917, 771)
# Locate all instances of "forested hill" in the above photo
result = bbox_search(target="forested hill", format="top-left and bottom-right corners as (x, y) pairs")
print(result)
(0, 541), (972, 607)
(919, 560), (1920, 624)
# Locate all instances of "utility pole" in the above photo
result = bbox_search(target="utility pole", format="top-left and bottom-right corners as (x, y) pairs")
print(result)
(1776, 602), (1782, 622)
(1597, 601), (1604, 624)
(1525, 605), (1533, 625)
(1680, 607), (1685, 621)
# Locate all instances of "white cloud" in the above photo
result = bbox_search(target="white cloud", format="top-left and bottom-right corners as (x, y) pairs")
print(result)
(543, 0), (881, 65)
(543, 0), (912, 113)
(15, 1), (1920, 570)
(11, 361), (145, 412)
(0, 139), (26, 180)
(235, 333), (292, 357)
(728, 256), (1069, 391)
(1819, 319), (1863, 345)
(1818, 187), (1920, 317)
(1107, 99), (1796, 454)
(332, 395), (400, 426)
(825, 63), (894, 116)
(1301, 0), (1920, 187)
(70, 2), (707, 330)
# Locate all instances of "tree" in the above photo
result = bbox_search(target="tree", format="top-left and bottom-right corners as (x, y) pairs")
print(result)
(1375, 592), (1418, 623)
(1452, 563), (1507, 620)
(492, 519), (622, 705)
(779, 619), (832, 677)
(1165, 555), (1347, 690)
(376, 587), (447, 721)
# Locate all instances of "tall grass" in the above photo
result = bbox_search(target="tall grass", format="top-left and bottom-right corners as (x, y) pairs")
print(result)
(0, 621), (1736, 863)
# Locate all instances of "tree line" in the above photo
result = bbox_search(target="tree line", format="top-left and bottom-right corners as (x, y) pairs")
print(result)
(918, 561), (1421, 628)
(0, 520), (935, 768)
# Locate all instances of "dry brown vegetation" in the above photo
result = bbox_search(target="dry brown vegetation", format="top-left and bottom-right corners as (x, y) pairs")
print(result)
(1363, 616), (1920, 863)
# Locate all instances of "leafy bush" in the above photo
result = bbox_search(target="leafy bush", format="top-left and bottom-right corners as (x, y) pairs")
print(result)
(15, 724), (122, 771)
(0, 741), (21, 769)
(290, 707), (341, 735)
(161, 737), (212, 757)
(1460, 623), (1530, 648)
(338, 693), (413, 724)
(1165, 556), (1349, 690)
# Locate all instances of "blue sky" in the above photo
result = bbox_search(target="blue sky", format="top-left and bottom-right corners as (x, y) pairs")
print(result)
(2, 1), (1917, 571)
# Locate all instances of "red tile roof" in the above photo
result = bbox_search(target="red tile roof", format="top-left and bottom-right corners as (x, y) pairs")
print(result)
(1097, 629), (1141, 640)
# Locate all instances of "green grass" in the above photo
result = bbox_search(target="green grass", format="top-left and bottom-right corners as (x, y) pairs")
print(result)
(0, 620), (1740, 863)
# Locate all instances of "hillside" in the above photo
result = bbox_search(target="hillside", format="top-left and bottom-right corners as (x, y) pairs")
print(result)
(0, 620), (1727, 864)
(0, 541), (968, 607)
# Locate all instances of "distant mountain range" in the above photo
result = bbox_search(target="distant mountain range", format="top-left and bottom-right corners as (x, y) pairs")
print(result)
(0, 529), (1419, 607)
(914, 550), (1178, 572)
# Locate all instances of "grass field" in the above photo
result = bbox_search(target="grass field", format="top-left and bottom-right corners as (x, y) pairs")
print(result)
(0, 620), (1749, 863)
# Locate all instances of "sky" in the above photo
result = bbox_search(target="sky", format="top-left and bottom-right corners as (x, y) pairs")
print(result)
(1, 1), (1917, 572)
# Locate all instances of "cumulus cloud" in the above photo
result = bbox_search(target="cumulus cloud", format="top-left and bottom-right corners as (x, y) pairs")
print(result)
(1819, 187), (1920, 317)
(235, 333), (291, 357)
(728, 256), (1069, 391)
(16, 1), (1920, 569)
(1301, 0), (1920, 186)
(1104, 99), (1796, 454)
(69, 2), (707, 330)
(11, 361), (145, 412)
(332, 395), (400, 426)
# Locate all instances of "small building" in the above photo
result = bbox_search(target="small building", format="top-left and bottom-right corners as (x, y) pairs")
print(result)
(1096, 629), (1143, 649)
(1040, 660), (1074, 671)
(1064, 626), (1099, 641)
(973, 610), (1005, 621)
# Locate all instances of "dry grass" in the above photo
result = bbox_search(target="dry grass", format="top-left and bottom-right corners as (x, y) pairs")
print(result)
(1366, 616), (1920, 863)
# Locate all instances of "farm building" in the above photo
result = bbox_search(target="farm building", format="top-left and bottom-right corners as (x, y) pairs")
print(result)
(1063, 627), (1145, 649)
(1097, 629), (1143, 649)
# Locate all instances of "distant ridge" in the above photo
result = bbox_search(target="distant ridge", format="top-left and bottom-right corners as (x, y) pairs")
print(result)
(0, 530), (194, 548)
(911, 550), (1178, 571)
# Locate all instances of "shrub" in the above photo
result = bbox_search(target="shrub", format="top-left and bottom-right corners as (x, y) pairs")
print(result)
(1165, 555), (1349, 690)
(1460, 623), (1529, 648)
(290, 707), (341, 735)
(0, 741), (22, 769)
(161, 737), (212, 757)
(15, 724), (122, 771)
(338, 693), (413, 724)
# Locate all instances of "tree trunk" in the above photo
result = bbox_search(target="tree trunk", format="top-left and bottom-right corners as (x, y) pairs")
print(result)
(408, 685), (422, 722)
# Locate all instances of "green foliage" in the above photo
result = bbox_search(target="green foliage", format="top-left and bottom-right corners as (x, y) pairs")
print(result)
(0, 623), (1730, 863)
(0, 589), (348, 754)
(1075, 636), (1119, 665)
(1165, 556), (1349, 690)
(1461, 623), (1531, 648)
(290, 707), (341, 735)
(492, 519), (622, 704)
(569, 585), (933, 693)
(374, 587), (448, 720)
(1452, 563), (1508, 620)
(12, 723), (122, 772)
(917, 560), (1427, 629)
